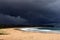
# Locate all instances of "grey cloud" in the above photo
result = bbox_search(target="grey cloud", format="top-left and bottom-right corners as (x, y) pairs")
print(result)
(44, 0), (60, 21)
(0, 14), (29, 25)
(0, 0), (60, 27)
(0, 0), (56, 9)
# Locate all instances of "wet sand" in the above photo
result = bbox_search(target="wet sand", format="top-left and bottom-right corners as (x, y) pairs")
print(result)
(0, 28), (60, 40)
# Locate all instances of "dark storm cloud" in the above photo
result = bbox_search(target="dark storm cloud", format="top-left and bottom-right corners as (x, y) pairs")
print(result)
(0, 0), (60, 26)
(0, 13), (29, 25)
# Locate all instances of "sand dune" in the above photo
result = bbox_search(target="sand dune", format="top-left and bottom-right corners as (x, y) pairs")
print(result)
(0, 28), (60, 40)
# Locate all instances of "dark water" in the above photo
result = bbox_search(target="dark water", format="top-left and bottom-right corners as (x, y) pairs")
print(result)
(37, 27), (60, 30)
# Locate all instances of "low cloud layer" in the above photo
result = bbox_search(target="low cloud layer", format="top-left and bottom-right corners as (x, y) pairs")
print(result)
(0, 14), (28, 25)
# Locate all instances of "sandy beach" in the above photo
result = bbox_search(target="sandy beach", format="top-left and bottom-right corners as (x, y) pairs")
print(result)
(0, 28), (60, 40)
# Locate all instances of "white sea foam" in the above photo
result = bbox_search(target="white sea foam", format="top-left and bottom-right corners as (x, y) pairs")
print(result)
(16, 27), (60, 33)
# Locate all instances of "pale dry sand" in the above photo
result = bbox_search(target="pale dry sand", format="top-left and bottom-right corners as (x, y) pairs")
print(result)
(0, 28), (60, 40)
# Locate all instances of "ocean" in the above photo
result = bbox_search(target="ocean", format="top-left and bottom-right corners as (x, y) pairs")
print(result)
(15, 27), (60, 33)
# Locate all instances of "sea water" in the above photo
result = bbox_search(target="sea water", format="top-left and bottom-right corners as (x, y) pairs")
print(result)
(16, 27), (60, 33)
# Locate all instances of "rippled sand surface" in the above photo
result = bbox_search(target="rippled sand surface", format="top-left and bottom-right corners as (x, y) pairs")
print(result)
(0, 28), (60, 40)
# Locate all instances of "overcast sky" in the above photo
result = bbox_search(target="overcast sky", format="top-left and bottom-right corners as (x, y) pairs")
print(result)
(0, 0), (60, 27)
